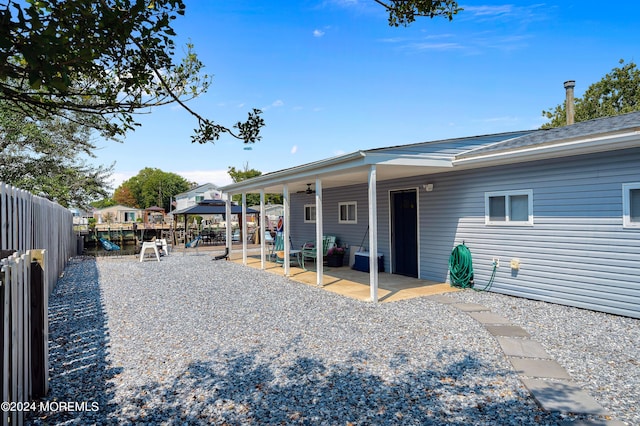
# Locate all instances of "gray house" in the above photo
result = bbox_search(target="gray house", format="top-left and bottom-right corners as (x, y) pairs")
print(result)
(221, 111), (640, 319)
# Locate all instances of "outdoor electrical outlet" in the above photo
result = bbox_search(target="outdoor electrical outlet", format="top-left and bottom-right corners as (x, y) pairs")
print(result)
(492, 257), (500, 268)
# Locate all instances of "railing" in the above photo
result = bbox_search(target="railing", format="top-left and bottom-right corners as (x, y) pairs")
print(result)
(0, 182), (76, 426)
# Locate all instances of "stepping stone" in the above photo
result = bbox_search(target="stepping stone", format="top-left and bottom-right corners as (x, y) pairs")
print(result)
(468, 311), (511, 324)
(521, 378), (609, 415)
(496, 337), (552, 359)
(509, 358), (572, 379)
(428, 294), (458, 304)
(452, 302), (490, 312)
(485, 324), (530, 337)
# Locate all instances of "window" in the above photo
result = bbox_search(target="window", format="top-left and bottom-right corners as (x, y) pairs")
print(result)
(304, 204), (316, 223)
(124, 212), (136, 222)
(623, 183), (640, 228)
(485, 190), (533, 225)
(338, 202), (357, 224)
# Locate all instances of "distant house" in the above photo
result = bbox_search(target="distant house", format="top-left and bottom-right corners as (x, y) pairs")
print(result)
(221, 111), (640, 319)
(173, 183), (224, 212)
(93, 205), (141, 224)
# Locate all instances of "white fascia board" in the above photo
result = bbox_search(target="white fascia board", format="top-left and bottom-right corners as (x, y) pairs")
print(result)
(452, 131), (640, 167)
(364, 152), (453, 168)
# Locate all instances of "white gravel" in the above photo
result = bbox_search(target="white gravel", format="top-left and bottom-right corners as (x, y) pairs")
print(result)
(27, 255), (638, 425)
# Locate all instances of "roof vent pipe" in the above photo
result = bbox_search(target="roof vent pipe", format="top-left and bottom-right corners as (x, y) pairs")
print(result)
(564, 80), (575, 125)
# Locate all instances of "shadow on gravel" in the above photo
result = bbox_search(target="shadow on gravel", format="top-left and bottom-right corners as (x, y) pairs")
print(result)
(27, 257), (121, 425)
(111, 348), (573, 425)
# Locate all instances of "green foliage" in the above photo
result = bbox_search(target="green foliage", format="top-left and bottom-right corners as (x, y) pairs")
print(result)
(0, 99), (112, 209)
(0, 0), (264, 144)
(374, 0), (461, 26)
(227, 164), (282, 206)
(542, 59), (640, 129)
(116, 167), (190, 211)
(91, 198), (117, 209)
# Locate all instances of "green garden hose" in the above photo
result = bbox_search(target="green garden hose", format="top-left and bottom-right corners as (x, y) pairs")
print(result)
(448, 244), (496, 291)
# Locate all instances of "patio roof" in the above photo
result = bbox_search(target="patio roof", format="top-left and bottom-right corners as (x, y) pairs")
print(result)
(219, 131), (531, 194)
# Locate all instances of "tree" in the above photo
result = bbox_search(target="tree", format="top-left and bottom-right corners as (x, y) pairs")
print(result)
(228, 164), (282, 206)
(0, 0), (264, 145)
(0, 99), (112, 209)
(542, 59), (640, 129)
(116, 168), (190, 211)
(113, 185), (138, 207)
(374, 0), (461, 26)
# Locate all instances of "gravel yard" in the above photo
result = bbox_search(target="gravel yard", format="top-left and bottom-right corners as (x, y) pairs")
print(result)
(28, 255), (638, 425)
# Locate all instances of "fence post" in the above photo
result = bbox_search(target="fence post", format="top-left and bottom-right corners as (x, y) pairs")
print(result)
(29, 250), (47, 398)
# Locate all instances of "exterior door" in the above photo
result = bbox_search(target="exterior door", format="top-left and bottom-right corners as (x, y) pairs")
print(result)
(391, 189), (418, 278)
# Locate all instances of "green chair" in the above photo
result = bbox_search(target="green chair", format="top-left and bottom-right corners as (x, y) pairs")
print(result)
(301, 235), (336, 270)
(273, 233), (301, 266)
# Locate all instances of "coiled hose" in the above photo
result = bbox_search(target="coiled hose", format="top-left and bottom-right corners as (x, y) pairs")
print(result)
(448, 244), (496, 291)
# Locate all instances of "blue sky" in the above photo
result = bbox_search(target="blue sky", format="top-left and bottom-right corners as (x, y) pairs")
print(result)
(92, 1), (640, 190)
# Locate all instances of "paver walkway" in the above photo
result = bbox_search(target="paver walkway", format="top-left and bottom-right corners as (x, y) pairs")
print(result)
(428, 294), (625, 425)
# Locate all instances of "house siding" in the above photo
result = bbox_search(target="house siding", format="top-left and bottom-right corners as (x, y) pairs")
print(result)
(416, 147), (640, 319)
(290, 184), (372, 256)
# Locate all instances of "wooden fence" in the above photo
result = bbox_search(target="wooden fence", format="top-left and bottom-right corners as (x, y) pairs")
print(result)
(0, 182), (76, 426)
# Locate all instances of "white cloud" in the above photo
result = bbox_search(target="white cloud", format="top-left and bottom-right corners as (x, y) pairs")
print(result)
(262, 99), (285, 110)
(291, 145), (298, 154)
(313, 29), (325, 37)
(107, 171), (137, 190)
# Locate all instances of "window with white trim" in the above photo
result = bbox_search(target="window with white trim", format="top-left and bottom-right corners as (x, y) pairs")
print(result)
(623, 183), (640, 228)
(304, 204), (316, 223)
(338, 202), (357, 224)
(485, 190), (533, 225)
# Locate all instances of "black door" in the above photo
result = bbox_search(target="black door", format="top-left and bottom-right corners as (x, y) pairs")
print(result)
(391, 189), (418, 277)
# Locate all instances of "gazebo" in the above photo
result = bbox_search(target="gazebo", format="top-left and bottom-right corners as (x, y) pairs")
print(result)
(171, 199), (258, 246)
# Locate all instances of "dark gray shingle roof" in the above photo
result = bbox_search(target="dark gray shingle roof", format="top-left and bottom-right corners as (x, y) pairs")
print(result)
(457, 111), (640, 159)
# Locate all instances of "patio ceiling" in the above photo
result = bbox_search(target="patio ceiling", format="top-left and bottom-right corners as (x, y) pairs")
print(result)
(220, 150), (454, 195)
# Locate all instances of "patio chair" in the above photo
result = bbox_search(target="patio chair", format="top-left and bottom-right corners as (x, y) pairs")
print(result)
(273, 233), (301, 267)
(264, 230), (275, 254)
(301, 235), (336, 270)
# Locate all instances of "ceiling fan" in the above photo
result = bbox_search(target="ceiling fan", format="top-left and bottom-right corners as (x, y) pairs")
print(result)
(296, 183), (315, 195)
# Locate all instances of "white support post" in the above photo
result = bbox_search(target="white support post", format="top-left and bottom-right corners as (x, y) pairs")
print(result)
(225, 197), (232, 256)
(242, 193), (248, 265)
(260, 190), (266, 269)
(368, 165), (379, 302)
(283, 184), (291, 276)
(315, 178), (323, 287)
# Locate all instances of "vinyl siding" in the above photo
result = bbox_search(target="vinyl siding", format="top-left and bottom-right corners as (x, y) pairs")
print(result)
(418, 147), (640, 319)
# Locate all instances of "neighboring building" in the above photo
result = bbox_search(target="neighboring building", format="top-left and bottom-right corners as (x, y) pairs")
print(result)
(93, 205), (141, 224)
(173, 183), (224, 212)
(221, 111), (640, 319)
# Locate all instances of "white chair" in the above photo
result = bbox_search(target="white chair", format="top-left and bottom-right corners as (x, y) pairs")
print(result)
(140, 241), (160, 262)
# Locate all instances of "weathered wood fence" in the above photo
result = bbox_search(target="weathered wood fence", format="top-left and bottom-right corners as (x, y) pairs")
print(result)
(0, 182), (76, 426)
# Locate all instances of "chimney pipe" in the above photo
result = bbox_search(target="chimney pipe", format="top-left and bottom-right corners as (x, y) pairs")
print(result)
(564, 80), (575, 125)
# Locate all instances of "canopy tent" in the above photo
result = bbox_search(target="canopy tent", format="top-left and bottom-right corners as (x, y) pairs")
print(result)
(171, 199), (258, 216)
(171, 200), (259, 246)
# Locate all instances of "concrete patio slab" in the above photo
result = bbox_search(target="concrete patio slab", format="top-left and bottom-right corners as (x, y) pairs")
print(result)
(485, 324), (531, 337)
(230, 254), (458, 303)
(509, 358), (572, 379)
(496, 337), (552, 359)
(467, 311), (512, 324)
(521, 378), (609, 415)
